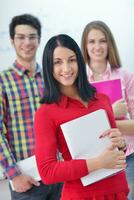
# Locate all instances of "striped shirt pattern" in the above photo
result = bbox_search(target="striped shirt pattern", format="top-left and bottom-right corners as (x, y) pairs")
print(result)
(0, 63), (44, 179)
(87, 64), (134, 156)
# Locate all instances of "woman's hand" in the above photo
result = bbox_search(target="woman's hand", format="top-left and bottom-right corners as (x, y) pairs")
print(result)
(112, 99), (128, 119)
(86, 128), (127, 172)
(98, 144), (126, 169)
(100, 128), (127, 150)
(86, 144), (126, 172)
(99, 128), (127, 168)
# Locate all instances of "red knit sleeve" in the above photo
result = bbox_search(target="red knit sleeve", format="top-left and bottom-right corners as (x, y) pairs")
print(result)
(34, 105), (88, 184)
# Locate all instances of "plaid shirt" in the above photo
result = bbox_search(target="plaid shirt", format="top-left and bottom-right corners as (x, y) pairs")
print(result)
(0, 62), (44, 179)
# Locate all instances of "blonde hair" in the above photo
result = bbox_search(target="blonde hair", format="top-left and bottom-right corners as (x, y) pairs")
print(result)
(81, 20), (122, 68)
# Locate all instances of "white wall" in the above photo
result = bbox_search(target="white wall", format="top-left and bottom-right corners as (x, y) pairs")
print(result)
(0, 0), (134, 73)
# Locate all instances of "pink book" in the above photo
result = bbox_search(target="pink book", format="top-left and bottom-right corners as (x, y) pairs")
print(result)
(91, 79), (122, 104)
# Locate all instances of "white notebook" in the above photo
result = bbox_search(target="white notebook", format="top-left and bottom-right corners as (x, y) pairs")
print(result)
(61, 109), (122, 186)
(10, 155), (41, 190)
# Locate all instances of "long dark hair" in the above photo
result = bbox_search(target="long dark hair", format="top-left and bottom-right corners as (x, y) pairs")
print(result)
(41, 34), (96, 104)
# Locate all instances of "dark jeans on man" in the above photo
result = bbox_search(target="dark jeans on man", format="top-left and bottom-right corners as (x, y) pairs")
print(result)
(9, 181), (62, 200)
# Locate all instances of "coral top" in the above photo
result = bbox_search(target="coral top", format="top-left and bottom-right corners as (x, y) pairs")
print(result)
(34, 93), (129, 200)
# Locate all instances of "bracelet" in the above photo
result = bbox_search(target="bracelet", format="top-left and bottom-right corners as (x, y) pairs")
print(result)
(118, 143), (127, 152)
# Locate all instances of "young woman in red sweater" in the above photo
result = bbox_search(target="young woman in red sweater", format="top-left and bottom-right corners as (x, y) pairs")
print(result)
(34, 34), (129, 199)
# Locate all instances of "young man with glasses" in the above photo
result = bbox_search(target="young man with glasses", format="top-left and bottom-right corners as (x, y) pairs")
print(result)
(0, 13), (62, 200)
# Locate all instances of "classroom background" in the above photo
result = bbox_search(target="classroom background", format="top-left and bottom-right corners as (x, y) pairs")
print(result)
(0, 0), (134, 73)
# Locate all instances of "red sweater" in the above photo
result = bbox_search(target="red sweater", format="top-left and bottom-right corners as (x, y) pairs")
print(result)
(34, 93), (129, 199)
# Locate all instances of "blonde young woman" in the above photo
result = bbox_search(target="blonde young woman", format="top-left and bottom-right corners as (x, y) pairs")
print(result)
(81, 20), (134, 200)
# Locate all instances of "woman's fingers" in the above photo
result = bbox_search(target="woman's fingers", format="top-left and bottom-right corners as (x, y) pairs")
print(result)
(99, 128), (121, 138)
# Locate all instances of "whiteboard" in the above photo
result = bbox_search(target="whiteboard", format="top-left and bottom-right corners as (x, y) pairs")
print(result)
(0, 0), (134, 73)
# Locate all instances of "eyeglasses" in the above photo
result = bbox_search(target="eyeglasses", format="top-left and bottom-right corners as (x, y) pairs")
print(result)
(14, 34), (39, 42)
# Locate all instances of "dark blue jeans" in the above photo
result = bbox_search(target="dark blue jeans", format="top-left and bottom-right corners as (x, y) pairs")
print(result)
(9, 181), (62, 200)
(126, 153), (134, 200)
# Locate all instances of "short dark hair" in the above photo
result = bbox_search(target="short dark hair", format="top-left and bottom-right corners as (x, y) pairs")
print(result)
(41, 34), (96, 104)
(9, 13), (41, 39)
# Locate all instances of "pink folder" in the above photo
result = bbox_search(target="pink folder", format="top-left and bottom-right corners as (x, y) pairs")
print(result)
(91, 79), (122, 104)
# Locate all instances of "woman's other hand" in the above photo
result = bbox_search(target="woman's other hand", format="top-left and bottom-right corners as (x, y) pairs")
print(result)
(112, 99), (128, 119)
